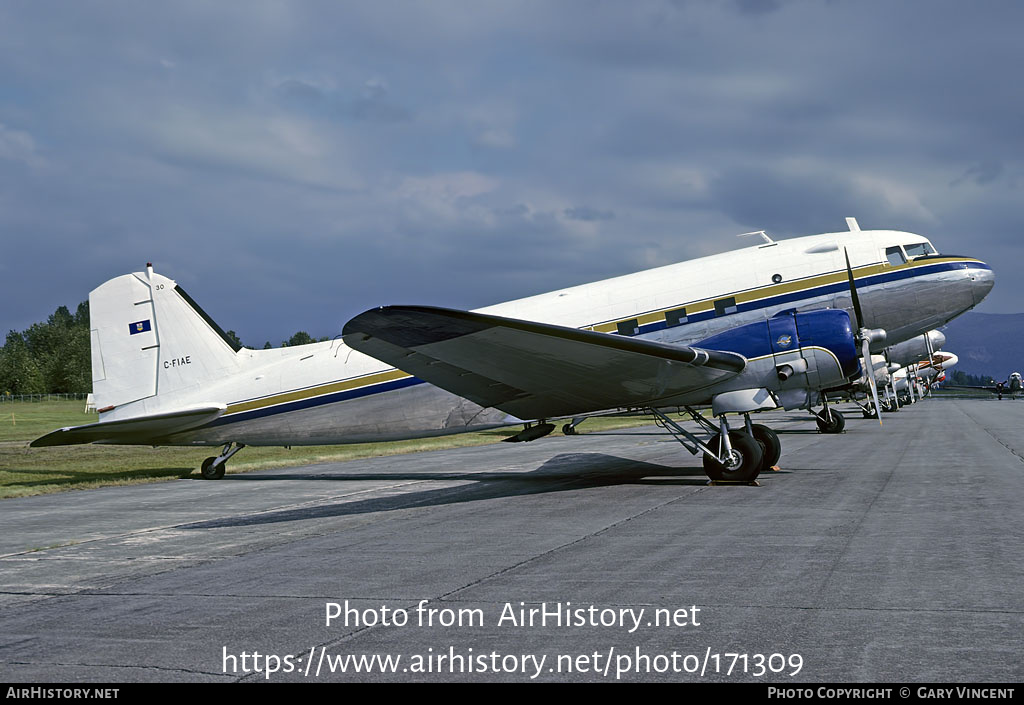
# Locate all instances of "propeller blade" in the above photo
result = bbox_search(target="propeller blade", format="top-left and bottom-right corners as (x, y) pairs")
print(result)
(844, 247), (865, 330)
(863, 337), (883, 426)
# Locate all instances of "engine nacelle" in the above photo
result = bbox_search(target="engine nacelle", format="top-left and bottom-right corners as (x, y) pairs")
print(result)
(694, 309), (860, 408)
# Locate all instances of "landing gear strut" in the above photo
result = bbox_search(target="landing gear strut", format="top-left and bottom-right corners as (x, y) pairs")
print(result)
(649, 407), (769, 483)
(860, 402), (879, 419)
(200, 442), (245, 480)
(702, 430), (762, 482)
(815, 407), (845, 434)
(562, 416), (587, 435)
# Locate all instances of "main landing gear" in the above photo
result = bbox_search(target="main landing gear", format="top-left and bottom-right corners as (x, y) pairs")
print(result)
(200, 442), (245, 480)
(815, 407), (845, 434)
(648, 407), (780, 484)
(859, 402), (879, 420)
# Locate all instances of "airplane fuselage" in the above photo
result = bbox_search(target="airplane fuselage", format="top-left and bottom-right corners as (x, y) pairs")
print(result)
(87, 228), (994, 447)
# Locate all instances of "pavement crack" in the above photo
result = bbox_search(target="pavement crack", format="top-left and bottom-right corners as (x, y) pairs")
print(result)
(438, 487), (707, 602)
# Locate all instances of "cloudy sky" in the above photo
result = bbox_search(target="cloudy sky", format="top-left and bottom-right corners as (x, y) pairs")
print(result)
(1, 1), (1020, 347)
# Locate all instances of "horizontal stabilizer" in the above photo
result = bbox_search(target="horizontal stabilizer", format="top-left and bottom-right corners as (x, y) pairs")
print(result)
(30, 405), (226, 447)
(342, 306), (745, 419)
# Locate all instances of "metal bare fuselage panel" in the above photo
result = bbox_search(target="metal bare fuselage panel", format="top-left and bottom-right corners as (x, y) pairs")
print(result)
(162, 382), (509, 447)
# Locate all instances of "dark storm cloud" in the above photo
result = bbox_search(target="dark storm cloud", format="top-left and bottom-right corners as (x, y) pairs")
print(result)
(950, 161), (1004, 188)
(1, 1), (1023, 345)
(732, 0), (783, 15)
(706, 165), (937, 236)
(563, 206), (615, 222)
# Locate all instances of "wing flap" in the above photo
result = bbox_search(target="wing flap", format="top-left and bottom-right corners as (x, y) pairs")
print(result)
(30, 405), (226, 447)
(342, 306), (745, 419)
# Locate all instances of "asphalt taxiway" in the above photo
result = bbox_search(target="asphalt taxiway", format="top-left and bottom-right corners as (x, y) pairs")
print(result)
(0, 398), (1021, 682)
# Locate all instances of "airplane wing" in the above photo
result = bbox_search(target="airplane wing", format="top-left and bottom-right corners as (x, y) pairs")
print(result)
(342, 306), (746, 420)
(30, 405), (226, 447)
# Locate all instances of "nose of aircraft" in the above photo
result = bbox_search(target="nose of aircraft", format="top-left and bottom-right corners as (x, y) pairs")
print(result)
(970, 262), (995, 306)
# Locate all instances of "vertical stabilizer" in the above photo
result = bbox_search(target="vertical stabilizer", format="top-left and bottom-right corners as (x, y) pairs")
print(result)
(89, 269), (243, 412)
(90, 273), (159, 409)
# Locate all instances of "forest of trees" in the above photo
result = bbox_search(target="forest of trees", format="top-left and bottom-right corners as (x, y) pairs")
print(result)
(947, 370), (998, 387)
(1, 302), (91, 395)
(0, 301), (327, 394)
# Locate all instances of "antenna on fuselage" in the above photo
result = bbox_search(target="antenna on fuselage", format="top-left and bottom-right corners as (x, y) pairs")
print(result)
(845, 217), (861, 232)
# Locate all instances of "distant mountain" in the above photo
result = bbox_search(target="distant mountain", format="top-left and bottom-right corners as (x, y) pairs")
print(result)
(939, 312), (1024, 380)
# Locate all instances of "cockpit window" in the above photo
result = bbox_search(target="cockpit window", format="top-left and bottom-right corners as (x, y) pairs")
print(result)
(885, 246), (907, 266)
(904, 242), (936, 259)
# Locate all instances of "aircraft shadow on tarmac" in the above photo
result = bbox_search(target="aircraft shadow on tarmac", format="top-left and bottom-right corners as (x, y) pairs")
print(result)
(182, 453), (707, 530)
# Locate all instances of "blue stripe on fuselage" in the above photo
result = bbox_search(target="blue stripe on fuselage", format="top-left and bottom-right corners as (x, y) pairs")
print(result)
(627, 259), (989, 337)
(205, 259), (987, 429)
(206, 375), (427, 428)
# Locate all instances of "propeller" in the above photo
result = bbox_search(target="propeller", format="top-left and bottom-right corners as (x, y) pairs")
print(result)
(923, 330), (937, 398)
(844, 248), (885, 425)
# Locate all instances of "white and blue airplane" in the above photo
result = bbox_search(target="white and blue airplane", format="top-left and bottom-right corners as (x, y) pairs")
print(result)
(946, 371), (1023, 400)
(892, 351), (959, 401)
(32, 219), (994, 483)
(843, 329), (948, 415)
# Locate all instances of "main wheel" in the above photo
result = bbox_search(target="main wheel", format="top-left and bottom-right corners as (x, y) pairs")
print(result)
(816, 409), (845, 434)
(861, 403), (879, 419)
(562, 423), (577, 435)
(750, 423), (781, 471)
(201, 457), (226, 480)
(703, 431), (763, 482)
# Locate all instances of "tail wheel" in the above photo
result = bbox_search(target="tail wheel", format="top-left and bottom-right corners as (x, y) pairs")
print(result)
(201, 457), (226, 480)
(703, 431), (763, 483)
(749, 423), (781, 471)
(816, 409), (845, 434)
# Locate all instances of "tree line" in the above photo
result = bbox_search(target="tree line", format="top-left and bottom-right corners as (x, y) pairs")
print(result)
(0, 301), (328, 395)
(947, 370), (999, 387)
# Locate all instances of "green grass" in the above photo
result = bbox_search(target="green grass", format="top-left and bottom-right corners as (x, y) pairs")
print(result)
(0, 400), (98, 442)
(0, 400), (654, 499)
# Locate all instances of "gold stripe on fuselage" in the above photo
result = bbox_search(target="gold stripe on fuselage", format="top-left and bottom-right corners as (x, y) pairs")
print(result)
(224, 367), (411, 416)
(588, 256), (981, 334)
(223, 256), (981, 418)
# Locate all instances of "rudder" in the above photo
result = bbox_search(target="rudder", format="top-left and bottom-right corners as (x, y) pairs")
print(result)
(90, 266), (242, 413)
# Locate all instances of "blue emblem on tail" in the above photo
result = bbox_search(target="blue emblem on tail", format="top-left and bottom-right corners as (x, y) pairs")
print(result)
(129, 320), (151, 335)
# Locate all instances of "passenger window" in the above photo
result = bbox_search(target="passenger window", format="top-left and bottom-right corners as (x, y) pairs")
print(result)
(885, 246), (906, 266)
(616, 319), (639, 336)
(714, 297), (738, 316)
(665, 307), (687, 327)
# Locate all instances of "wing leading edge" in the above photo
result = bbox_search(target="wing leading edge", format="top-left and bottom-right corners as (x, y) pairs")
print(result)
(342, 306), (746, 420)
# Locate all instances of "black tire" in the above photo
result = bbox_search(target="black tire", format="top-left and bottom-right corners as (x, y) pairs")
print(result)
(750, 423), (781, 470)
(861, 404), (879, 419)
(703, 431), (763, 482)
(816, 409), (845, 434)
(562, 423), (577, 436)
(201, 457), (225, 480)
